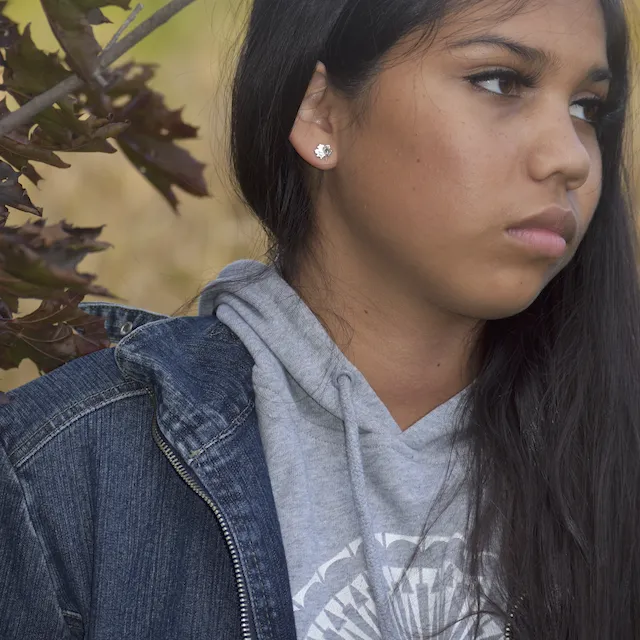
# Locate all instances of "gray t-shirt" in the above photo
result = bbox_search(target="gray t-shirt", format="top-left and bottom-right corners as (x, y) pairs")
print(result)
(200, 260), (503, 640)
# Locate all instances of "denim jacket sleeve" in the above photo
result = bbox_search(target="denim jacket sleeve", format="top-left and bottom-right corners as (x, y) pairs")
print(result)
(0, 302), (296, 640)
(0, 340), (152, 640)
(0, 302), (167, 639)
(0, 438), (77, 639)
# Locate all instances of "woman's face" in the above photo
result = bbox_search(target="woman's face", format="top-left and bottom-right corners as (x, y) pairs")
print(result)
(316, 0), (609, 319)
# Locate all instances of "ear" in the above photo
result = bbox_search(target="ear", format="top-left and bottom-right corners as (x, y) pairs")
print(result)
(289, 62), (339, 170)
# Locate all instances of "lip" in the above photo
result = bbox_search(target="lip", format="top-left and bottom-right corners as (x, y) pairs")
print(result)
(507, 206), (578, 245)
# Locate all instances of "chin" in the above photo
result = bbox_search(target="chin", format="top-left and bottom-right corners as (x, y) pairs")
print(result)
(471, 266), (559, 319)
(477, 291), (546, 320)
(455, 280), (549, 321)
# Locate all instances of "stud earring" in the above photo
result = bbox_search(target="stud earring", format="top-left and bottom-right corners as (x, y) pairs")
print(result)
(314, 143), (333, 160)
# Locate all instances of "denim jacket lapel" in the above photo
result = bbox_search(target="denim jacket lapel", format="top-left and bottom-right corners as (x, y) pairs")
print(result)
(109, 311), (297, 640)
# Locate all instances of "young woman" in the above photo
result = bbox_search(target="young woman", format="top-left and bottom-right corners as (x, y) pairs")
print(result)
(1, 0), (638, 637)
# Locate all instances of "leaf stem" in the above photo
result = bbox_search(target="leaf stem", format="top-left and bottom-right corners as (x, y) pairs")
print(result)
(102, 3), (144, 55)
(0, 0), (199, 137)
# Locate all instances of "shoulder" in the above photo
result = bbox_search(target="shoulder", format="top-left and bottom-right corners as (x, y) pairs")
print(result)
(0, 302), (244, 466)
(0, 302), (254, 467)
(0, 339), (145, 469)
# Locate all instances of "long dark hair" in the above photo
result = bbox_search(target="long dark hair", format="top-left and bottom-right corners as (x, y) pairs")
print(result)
(229, 0), (640, 637)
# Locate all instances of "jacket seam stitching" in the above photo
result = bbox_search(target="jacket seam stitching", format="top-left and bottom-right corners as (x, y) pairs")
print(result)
(79, 301), (168, 316)
(114, 314), (185, 356)
(10, 379), (135, 449)
(149, 394), (274, 632)
(14, 388), (149, 470)
(61, 609), (83, 620)
(61, 609), (84, 629)
(1, 438), (83, 632)
(188, 400), (255, 464)
(7, 379), (137, 462)
(180, 400), (277, 635)
(182, 398), (277, 636)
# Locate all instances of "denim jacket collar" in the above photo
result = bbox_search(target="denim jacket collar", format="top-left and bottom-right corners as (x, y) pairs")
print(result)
(79, 302), (297, 640)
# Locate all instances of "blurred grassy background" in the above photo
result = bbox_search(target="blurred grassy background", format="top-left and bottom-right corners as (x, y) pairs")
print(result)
(2, 0), (640, 391)
(3, 0), (266, 390)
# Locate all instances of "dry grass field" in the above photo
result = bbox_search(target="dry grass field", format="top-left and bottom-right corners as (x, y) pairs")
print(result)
(2, 0), (640, 391)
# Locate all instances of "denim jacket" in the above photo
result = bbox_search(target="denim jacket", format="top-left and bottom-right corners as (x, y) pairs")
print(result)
(0, 302), (297, 640)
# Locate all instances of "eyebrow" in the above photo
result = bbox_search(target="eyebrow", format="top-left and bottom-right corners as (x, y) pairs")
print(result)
(449, 35), (612, 84)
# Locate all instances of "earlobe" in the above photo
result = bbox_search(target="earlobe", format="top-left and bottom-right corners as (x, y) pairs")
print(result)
(314, 144), (333, 160)
(289, 62), (339, 170)
(290, 124), (338, 170)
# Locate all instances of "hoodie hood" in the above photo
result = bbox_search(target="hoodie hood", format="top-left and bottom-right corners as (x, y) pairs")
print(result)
(199, 259), (465, 447)
(198, 259), (474, 640)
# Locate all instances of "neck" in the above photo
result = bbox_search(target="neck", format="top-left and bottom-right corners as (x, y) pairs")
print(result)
(293, 252), (482, 431)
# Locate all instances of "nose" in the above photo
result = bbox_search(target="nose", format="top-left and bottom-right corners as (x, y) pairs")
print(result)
(526, 103), (593, 192)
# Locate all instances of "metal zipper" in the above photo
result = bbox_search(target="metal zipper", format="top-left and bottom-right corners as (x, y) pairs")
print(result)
(151, 416), (253, 640)
(150, 403), (520, 640)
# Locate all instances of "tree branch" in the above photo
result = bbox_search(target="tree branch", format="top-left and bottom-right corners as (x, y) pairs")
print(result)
(0, 0), (199, 137)
(102, 3), (144, 55)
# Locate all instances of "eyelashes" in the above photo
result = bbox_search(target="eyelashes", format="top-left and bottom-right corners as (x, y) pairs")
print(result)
(466, 68), (540, 95)
(464, 68), (617, 127)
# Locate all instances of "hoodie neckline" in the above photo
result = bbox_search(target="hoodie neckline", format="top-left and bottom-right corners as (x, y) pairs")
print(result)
(203, 259), (470, 449)
(204, 260), (478, 639)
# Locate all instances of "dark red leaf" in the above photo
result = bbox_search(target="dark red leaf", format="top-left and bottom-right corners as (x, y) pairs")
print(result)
(0, 292), (109, 373)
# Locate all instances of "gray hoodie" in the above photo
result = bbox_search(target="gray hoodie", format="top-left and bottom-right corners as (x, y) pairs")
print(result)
(199, 260), (503, 640)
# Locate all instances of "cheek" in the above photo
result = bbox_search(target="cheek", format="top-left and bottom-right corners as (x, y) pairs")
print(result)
(332, 88), (517, 268)
(342, 134), (486, 249)
(357, 102), (510, 228)
(360, 68), (503, 187)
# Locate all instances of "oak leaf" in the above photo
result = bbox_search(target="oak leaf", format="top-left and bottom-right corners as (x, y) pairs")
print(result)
(39, 0), (131, 82)
(0, 161), (42, 220)
(109, 64), (209, 209)
(0, 219), (113, 314)
(0, 291), (110, 374)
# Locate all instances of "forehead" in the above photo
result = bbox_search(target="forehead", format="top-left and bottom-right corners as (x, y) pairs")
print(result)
(436, 0), (607, 60)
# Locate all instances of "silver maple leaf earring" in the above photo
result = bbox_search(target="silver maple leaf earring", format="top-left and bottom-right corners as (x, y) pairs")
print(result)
(314, 143), (333, 160)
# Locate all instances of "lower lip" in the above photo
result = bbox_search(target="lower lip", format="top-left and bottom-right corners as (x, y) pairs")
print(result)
(506, 228), (567, 258)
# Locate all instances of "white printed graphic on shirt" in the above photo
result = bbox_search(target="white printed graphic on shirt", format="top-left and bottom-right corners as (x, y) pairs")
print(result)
(293, 533), (503, 640)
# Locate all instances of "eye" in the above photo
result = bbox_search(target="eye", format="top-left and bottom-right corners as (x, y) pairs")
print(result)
(466, 69), (533, 97)
(569, 98), (605, 125)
